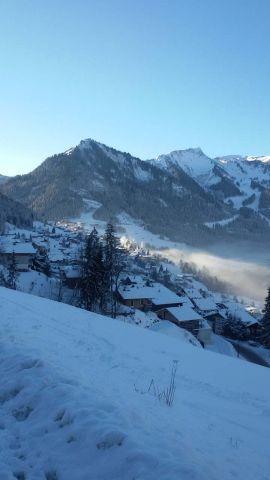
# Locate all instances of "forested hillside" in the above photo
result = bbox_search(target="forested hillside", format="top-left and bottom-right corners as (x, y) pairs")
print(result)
(0, 192), (33, 233)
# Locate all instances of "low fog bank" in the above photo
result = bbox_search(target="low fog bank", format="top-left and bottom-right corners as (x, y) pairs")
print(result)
(120, 218), (270, 303)
(157, 242), (270, 303)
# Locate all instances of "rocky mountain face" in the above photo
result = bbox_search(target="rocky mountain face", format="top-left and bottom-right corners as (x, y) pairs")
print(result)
(1, 139), (270, 245)
(0, 192), (34, 233)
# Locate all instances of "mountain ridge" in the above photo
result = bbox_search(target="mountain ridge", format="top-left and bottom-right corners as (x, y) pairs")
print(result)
(152, 146), (270, 216)
(1, 139), (270, 245)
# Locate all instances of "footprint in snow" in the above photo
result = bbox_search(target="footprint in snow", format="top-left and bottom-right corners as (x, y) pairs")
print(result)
(9, 437), (21, 450)
(45, 470), (58, 480)
(12, 405), (33, 422)
(0, 387), (22, 405)
(13, 472), (26, 480)
(97, 430), (126, 450)
(54, 409), (73, 428)
(20, 358), (43, 370)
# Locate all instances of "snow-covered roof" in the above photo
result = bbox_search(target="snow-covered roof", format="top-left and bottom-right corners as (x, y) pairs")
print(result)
(118, 280), (181, 305)
(62, 265), (81, 279)
(0, 242), (36, 255)
(32, 239), (49, 249)
(177, 295), (194, 307)
(192, 297), (217, 312)
(166, 305), (203, 322)
(181, 287), (202, 300)
(48, 252), (65, 262)
(225, 302), (258, 326)
(205, 310), (227, 320)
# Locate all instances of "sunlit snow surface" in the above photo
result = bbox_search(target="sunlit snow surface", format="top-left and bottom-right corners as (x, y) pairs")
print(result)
(0, 287), (270, 479)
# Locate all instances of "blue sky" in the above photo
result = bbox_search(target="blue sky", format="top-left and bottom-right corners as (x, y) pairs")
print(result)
(1, 0), (270, 175)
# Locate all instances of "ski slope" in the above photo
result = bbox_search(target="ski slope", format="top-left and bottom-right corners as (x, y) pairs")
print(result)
(0, 287), (270, 479)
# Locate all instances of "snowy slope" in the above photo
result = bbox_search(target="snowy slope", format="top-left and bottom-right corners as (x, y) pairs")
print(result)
(214, 155), (270, 209)
(154, 147), (218, 183)
(153, 148), (270, 214)
(0, 287), (270, 479)
(150, 320), (202, 348)
(247, 155), (270, 163)
(205, 333), (238, 358)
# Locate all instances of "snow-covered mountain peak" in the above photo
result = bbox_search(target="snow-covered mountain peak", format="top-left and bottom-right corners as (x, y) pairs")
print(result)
(185, 147), (204, 155)
(216, 154), (270, 165)
(157, 146), (207, 161)
(246, 155), (270, 163)
(60, 137), (153, 186)
(78, 138), (103, 151)
(64, 138), (108, 156)
(215, 155), (245, 164)
(76, 138), (131, 163)
(155, 147), (215, 177)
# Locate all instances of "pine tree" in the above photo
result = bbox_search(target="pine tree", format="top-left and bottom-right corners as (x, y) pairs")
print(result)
(80, 224), (125, 316)
(95, 242), (106, 311)
(103, 223), (125, 317)
(81, 228), (105, 312)
(0, 270), (7, 287)
(103, 223), (117, 316)
(262, 287), (270, 345)
(7, 251), (18, 290)
(81, 228), (98, 310)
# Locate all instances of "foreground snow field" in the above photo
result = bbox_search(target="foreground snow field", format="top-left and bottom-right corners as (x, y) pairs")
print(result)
(0, 288), (269, 480)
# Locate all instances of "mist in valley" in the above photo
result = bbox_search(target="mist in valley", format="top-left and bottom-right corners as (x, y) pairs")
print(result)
(157, 241), (270, 303)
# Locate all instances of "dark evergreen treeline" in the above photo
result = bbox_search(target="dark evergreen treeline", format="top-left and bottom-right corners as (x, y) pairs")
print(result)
(262, 287), (270, 345)
(80, 223), (126, 317)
